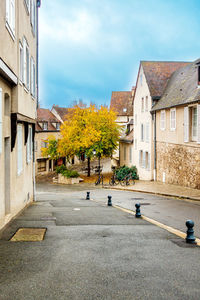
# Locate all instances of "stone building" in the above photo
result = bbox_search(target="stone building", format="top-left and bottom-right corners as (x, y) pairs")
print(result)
(110, 90), (134, 165)
(151, 59), (200, 189)
(0, 0), (41, 230)
(119, 119), (134, 167)
(35, 108), (61, 175)
(133, 61), (189, 180)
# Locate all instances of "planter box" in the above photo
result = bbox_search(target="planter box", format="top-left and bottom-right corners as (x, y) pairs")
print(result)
(58, 174), (83, 184)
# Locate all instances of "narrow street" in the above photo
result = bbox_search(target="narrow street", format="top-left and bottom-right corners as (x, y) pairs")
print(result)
(0, 184), (200, 299)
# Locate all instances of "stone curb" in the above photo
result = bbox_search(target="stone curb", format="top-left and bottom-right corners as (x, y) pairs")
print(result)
(103, 185), (200, 202)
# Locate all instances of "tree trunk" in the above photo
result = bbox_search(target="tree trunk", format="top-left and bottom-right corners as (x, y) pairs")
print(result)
(98, 155), (101, 175)
(87, 157), (91, 177)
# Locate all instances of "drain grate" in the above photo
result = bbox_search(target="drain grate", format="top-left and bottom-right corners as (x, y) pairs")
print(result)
(10, 228), (46, 242)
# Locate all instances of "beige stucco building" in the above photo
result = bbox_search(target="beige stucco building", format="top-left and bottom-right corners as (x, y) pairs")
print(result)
(35, 108), (61, 175)
(133, 61), (189, 180)
(152, 59), (200, 189)
(0, 0), (40, 230)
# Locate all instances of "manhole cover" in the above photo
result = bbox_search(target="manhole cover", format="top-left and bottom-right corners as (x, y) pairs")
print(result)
(41, 216), (56, 221)
(10, 228), (46, 242)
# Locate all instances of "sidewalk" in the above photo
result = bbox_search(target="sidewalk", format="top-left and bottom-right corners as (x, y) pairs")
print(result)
(104, 180), (200, 201)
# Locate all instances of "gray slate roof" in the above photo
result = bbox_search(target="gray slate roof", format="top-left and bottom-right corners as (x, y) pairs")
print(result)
(152, 59), (200, 111)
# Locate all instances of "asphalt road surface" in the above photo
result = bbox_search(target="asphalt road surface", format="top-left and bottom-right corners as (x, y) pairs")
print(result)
(0, 183), (199, 299)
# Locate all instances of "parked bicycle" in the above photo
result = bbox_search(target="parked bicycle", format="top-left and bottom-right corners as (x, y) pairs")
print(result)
(109, 173), (119, 186)
(95, 173), (104, 186)
(120, 173), (135, 186)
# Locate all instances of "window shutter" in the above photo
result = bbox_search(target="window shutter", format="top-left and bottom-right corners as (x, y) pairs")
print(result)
(11, 0), (15, 34)
(197, 104), (200, 144)
(0, 88), (2, 153)
(184, 107), (189, 142)
(23, 38), (26, 85)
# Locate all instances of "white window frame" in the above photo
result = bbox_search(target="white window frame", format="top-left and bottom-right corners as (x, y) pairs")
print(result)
(141, 123), (144, 141)
(19, 42), (24, 83)
(30, 0), (36, 35)
(23, 37), (30, 90)
(30, 57), (36, 97)
(134, 138), (137, 150)
(192, 106), (198, 142)
(0, 88), (2, 154)
(6, 0), (15, 39)
(17, 124), (23, 175)
(135, 114), (137, 126)
(170, 108), (176, 131)
(145, 96), (148, 112)
(141, 97), (144, 112)
(139, 150), (143, 167)
(43, 122), (48, 131)
(160, 110), (166, 131)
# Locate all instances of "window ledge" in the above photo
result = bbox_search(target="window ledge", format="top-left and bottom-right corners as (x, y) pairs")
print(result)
(24, 86), (29, 94)
(6, 22), (15, 41)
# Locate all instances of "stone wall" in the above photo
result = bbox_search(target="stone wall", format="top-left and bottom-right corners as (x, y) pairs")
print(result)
(156, 142), (200, 189)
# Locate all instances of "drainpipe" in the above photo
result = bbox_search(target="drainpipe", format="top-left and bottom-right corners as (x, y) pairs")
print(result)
(33, 0), (41, 201)
(153, 111), (157, 181)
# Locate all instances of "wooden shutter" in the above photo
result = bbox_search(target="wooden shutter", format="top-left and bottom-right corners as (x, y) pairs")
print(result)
(0, 88), (2, 153)
(197, 104), (200, 144)
(184, 107), (189, 142)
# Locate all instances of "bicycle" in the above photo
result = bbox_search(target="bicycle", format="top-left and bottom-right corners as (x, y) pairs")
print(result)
(120, 174), (135, 186)
(95, 173), (104, 186)
(109, 173), (119, 186)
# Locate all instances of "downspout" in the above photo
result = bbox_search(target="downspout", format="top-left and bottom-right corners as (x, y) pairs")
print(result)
(33, 0), (41, 201)
(153, 111), (157, 181)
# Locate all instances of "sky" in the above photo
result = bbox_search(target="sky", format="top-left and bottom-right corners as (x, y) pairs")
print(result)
(39, 0), (200, 109)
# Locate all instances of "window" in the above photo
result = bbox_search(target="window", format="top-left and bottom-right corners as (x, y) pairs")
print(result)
(30, 57), (36, 97)
(124, 145), (126, 161)
(30, 0), (36, 34)
(26, 126), (32, 163)
(42, 122), (48, 130)
(140, 73), (143, 86)
(6, 0), (15, 37)
(17, 124), (23, 175)
(146, 123), (149, 142)
(24, 0), (30, 13)
(134, 138), (137, 150)
(141, 97), (144, 112)
(19, 42), (23, 82)
(23, 38), (29, 89)
(141, 123), (144, 141)
(192, 107), (197, 141)
(145, 96), (148, 112)
(160, 110), (166, 131)
(35, 140), (38, 152)
(41, 141), (48, 148)
(0, 88), (2, 153)
(135, 114), (137, 126)
(129, 147), (132, 163)
(56, 123), (60, 130)
(145, 152), (150, 170)
(170, 108), (176, 131)
(139, 150), (143, 167)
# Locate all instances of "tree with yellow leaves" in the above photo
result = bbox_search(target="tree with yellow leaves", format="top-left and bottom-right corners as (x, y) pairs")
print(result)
(42, 104), (121, 176)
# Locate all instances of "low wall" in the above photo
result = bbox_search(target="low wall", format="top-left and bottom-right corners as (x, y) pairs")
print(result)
(156, 142), (200, 189)
(58, 174), (83, 184)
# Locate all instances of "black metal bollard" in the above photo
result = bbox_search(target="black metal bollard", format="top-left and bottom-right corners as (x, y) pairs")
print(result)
(107, 195), (112, 206)
(86, 192), (90, 200)
(186, 220), (196, 244)
(135, 203), (141, 218)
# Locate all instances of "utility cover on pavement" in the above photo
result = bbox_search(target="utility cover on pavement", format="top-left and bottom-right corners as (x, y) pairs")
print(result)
(10, 228), (46, 242)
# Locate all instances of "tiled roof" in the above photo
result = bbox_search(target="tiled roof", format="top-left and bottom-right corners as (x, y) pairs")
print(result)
(152, 59), (200, 111)
(52, 105), (70, 121)
(36, 108), (60, 131)
(110, 91), (134, 116)
(141, 61), (190, 99)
